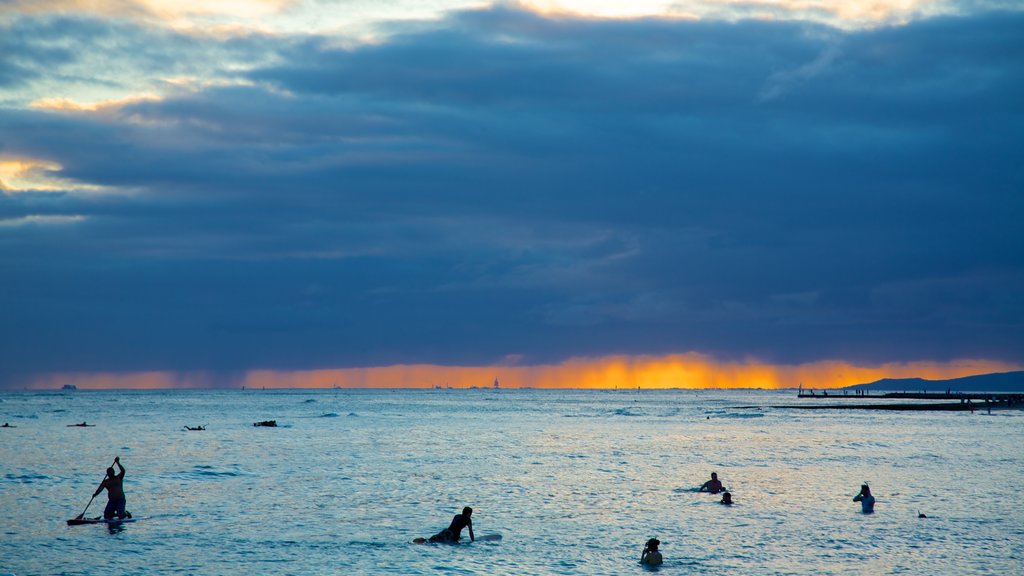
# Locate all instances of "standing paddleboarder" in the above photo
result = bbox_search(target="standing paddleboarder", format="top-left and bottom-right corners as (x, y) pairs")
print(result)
(93, 457), (130, 520)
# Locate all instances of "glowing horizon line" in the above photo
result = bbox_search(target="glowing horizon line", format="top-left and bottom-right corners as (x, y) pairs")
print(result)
(15, 354), (1022, 391)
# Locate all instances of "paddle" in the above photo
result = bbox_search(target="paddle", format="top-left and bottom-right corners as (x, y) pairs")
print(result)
(75, 459), (114, 520)
(74, 494), (95, 521)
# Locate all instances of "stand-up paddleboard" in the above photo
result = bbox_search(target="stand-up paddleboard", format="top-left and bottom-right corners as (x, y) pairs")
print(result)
(67, 516), (139, 526)
(413, 533), (502, 544)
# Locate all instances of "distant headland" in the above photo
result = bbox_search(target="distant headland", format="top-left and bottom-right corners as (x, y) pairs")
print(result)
(845, 371), (1024, 393)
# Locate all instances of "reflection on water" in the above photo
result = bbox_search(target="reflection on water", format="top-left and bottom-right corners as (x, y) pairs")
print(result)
(0, 389), (1021, 575)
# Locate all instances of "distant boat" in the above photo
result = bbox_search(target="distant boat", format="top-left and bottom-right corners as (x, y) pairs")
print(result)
(62, 384), (77, 391)
(493, 378), (500, 389)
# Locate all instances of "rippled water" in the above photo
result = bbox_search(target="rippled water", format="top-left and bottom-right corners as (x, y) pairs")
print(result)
(1, 389), (1021, 575)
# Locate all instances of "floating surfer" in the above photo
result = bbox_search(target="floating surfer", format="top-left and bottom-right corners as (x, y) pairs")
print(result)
(253, 420), (277, 427)
(853, 484), (875, 514)
(68, 422), (94, 427)
(1, 422), (14, 428)
(414, 506), (475, 544)
(184, 425), (206, 431)
(699, 472), (725, 494)
(640, 538), (663, 566)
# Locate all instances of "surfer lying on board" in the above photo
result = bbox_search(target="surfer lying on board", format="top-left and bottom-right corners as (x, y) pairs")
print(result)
(93, 457), (130, 520)
(416, 507), (474, 544)
(853, 484), (875, 514)
(699, 472), (725, 494)
(640, 538), (663, 566)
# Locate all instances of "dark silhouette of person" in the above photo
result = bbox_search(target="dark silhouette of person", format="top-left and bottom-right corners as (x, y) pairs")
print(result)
(640, 538), (663, 566)
(428, 506), (474, 543)
(93, 457), (129, 519)
(699, 472), (725, 494)
(853, 484), (875, 514)
(720, 491), (733, 505)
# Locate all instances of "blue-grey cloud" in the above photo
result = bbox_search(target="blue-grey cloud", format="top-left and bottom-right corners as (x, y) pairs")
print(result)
(0, 7), (1022, 385)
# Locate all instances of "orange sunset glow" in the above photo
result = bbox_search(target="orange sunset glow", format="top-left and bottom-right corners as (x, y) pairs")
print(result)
(25, 355), (1021, 390)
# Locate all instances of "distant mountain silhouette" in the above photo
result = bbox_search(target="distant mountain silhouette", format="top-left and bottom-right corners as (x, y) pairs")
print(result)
(846, 371), (1024, 392)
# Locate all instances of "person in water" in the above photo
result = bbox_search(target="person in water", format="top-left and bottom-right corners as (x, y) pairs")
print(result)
(640, 538), (663, 566)
(428, 506), (475, 543)
(93, 457), (129, 520)
(853, 484), (875, 514)
(720, 491), (733, 505)
(699, 472), (724, 494)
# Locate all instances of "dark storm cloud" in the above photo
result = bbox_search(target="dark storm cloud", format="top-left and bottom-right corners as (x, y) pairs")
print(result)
(0, 7), (1022, 385)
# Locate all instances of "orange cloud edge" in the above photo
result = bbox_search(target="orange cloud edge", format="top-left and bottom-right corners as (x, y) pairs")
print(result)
(20, 354), (1021, 390)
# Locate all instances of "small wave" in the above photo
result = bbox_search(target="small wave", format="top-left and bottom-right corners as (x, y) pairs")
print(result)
(347, 412), (358, 417)
(4, 473), (51, 483)
(713, 412), (765, 419)
(608, 408), (641, 417)
(51, 409), (68, 413)
(347, 540), (388, 549)
(183, 465), (245, 478)
(303, 399), (317, 404)
(319, 412), (339, 418)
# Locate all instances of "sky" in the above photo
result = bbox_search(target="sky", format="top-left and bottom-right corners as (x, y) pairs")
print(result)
(1, 0), (1022, 389)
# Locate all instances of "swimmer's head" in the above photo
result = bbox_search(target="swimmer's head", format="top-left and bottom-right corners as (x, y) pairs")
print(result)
(711, 472), (718, 479)
(463, 507), (473, 516)
(645, 538), (660, 551)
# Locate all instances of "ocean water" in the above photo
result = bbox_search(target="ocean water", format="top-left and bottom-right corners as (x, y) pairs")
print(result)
(1, 389), (1021, 575)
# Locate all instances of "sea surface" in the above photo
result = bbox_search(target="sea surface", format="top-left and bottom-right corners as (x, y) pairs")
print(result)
(1, 388), (1021, 575)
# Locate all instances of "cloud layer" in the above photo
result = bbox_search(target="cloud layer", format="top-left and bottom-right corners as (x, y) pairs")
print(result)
(1, 4), (1022, 386)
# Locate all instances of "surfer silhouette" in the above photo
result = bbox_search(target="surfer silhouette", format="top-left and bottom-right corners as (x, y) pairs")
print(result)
(853, 484), (875, 514)
(699, 472), (725, 494)
(640, 538), (663, 566)
(93, 457), (129, 519)
(418, 506), (474, 543)
(720, 491), (733, 505)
